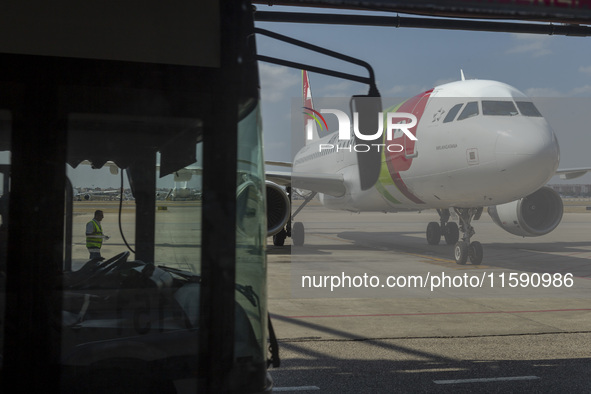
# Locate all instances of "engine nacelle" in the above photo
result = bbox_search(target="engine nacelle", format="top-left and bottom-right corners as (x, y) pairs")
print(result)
(266, 181), (290, 237)
(487, 186), (563, 237)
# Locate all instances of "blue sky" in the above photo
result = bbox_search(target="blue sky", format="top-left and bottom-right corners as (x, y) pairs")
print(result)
(256, 5), (591, 184)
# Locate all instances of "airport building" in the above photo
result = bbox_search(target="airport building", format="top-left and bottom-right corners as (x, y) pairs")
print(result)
(548, 184), (591, 198)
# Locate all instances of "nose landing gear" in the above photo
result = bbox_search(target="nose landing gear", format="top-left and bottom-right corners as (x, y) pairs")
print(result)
(453, 207), (483, 265)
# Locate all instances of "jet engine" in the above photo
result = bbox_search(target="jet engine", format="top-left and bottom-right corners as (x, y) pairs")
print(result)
(487, 186), (563, 237)
(266, 181), (290, 237)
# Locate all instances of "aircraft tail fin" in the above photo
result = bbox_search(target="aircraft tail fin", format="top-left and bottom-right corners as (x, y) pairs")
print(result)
(302, 70), (322, 144)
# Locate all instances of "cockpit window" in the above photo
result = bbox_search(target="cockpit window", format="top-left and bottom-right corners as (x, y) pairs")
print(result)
(443, 103), (463, 123)
(482, 100), (519, 116)
(457, 101), (479, 121)
(516, 101), (543, 117)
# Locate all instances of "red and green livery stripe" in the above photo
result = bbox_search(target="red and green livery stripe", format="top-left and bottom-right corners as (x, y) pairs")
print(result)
(376, 89), (433, 205)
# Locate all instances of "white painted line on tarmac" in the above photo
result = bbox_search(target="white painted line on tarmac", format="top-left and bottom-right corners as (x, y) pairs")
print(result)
(434, 376), (539, 384)
(274, 386), (321, 392)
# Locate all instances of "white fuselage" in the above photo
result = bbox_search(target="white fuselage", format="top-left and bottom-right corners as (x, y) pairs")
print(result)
(293, 79), (560, 212)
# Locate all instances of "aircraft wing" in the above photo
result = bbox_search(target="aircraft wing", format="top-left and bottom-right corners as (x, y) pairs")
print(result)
(171, 165), (201, 181)
(266, 170), (346, 197)
(79, 158), (346, 196)
(265, 171), (291, 187)
(79, 160), (120, 175)
(555, 167), (591, 180)
(265, 161), (292, 168)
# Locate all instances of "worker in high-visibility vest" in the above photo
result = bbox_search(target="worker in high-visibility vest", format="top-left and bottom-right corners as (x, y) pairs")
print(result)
(86, 210), (109, 260)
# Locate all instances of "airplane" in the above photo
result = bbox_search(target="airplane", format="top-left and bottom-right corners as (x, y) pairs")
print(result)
(161, 185), (202, 201)
(74, 188), (124, 201)
(264, 70), (591, 265)
(160, 166), (203, 201)
(72, 161), (201, 201)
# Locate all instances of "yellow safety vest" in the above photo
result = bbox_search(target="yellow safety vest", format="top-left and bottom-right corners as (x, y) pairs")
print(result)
(86, 219), (103, 249)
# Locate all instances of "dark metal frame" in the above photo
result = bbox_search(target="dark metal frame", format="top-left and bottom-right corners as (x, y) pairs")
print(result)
(255, 0), (591, 25)
(255, 11), (591, 36)
(255, 27), (380, 95)
(0, 2), (251, 392)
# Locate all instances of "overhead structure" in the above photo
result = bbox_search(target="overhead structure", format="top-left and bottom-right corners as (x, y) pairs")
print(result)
(255, 11), (591, 36)
(258, 0), (591, 25)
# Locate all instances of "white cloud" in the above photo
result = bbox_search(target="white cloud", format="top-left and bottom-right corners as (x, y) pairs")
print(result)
(506, 34), (552, 57)
(525, 87), (564, 97)
(259, 63), (299, 102)
(579, 66), (591, 75)
(384, 84), (430, 97)
(571, 85), (591, 95)
(318, 80), (356, 97)
(524, 85), (591, 97)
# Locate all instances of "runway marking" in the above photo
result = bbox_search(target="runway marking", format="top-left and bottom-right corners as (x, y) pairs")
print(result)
(273, 386), (320, 391)
(434, 376), (539, 384)
(278, 308), (591, 319)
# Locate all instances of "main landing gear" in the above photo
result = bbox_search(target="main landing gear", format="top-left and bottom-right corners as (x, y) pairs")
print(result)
(272, 190), (316, 247)
(272, 223), (289, 246)
(426, 208), (483, 265)
(426, 209), (460, 246)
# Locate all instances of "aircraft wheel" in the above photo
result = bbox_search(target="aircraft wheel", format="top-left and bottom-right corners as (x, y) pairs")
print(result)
(292, 222), (305, 246)
(454, 241), (468, 265)
(469, 241), (483, 265)
(443, 222), (459, 245)
(273, 229), (286, 246)
(426, 222), (441, 245)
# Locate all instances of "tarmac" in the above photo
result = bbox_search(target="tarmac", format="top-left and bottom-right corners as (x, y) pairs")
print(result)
(266, 201), (591, 392)
(70, 200), (591, 392)
(71, 200), (202, 272)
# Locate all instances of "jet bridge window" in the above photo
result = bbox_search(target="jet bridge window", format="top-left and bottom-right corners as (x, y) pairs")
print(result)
(516, 101), (543, 117)
(443, 103), (464, 123)
(457, 101), (479, 121)
(482, 100), (519, 116)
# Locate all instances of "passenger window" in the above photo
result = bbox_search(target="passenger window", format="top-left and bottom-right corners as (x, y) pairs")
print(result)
(443, 103), (464, 123)
(482, 100), (518, 116)
(457, 101), (479, 120)
(516, 101), (543, 117)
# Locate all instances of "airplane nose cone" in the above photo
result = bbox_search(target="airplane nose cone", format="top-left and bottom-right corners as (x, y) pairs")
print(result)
(495, 121), (560, 194)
